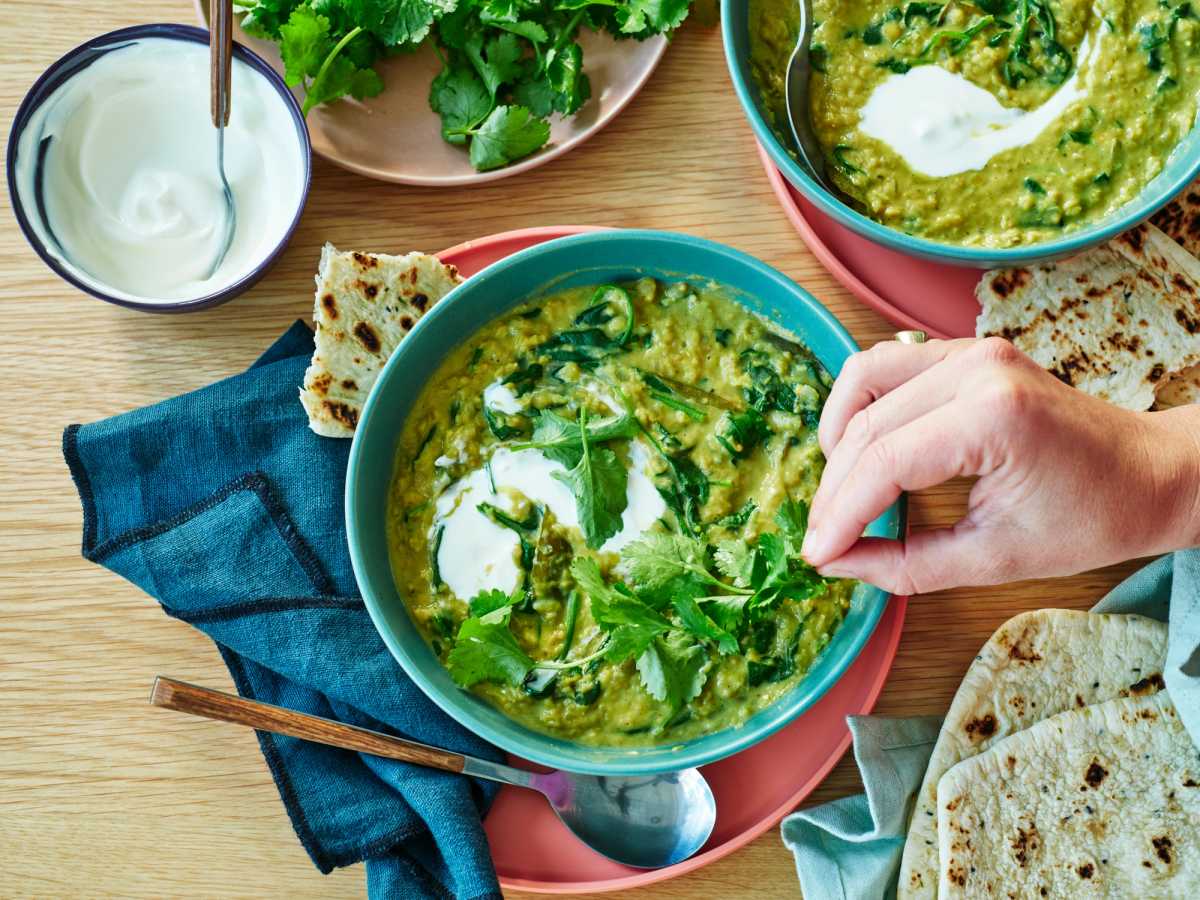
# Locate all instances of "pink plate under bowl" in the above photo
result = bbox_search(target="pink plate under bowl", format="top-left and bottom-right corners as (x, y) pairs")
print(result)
(759, 146), (981, 339)
(438, 225), (909, 893)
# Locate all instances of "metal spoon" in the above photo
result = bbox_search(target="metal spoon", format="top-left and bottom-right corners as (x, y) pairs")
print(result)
(149, 676), (717, 869)
(784, 0), (844, 198)
(207, 0), (237, 279)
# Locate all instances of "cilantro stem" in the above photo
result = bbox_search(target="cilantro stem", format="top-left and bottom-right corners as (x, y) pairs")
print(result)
(303, 25), (364, 116)
(532, 639), (610, 671)
(554, 10), (588, 54)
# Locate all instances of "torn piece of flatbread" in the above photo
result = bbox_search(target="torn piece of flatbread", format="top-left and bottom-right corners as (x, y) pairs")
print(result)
(937, 692), (1200, 898)
(976, 223), (1200, 410)
(897, 610), (1168, 900)
(299, 243), (463, 437)
(1152, 176), (1200, 259)
(1156, 362), (1200, 408)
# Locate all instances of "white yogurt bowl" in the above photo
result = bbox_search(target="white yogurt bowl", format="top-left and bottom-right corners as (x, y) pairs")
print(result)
(8, 24), (311, 312)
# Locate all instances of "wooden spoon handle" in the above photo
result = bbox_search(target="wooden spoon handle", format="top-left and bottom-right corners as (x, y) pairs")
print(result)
(150, 676), (466, 773)
(209, 0), (233, 126)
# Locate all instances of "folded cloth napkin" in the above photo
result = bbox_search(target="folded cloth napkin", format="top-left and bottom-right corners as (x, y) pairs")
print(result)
(64, 322), (505, 900)
(781, 548), (1200, 900)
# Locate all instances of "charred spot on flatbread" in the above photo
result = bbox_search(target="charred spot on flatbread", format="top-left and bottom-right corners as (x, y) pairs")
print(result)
(1083, 760), (1108, 789)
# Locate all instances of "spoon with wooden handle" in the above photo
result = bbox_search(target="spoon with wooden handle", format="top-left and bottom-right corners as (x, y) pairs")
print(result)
(149, 676), (716, 869)
(206, 0), (237, 278)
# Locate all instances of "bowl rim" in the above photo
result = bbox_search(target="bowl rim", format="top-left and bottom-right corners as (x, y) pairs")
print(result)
(345, 228), (901, 774)
(5, 23), (312, 314)
(719, 0), (1200, 266)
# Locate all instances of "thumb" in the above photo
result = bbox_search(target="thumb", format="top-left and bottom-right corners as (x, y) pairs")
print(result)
(815, 524), (1010, 596)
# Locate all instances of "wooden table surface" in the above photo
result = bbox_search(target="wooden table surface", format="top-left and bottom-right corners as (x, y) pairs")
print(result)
(0, 2), (1142, 896)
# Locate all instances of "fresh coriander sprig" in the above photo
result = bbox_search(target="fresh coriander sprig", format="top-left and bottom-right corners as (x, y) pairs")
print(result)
(238, 0), (696, 171)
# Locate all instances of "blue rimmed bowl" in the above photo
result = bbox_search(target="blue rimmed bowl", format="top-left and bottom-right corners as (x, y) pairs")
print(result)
(6, 24), (311, 313)
(345, 229), (903, 774)
(720, 0), (1200, 268)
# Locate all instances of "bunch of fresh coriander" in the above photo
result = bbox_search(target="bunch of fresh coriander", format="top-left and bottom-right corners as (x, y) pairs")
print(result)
(236, 0), (694, 171)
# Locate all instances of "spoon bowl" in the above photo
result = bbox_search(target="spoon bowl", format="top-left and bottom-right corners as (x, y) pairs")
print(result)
(783, 0), (834, 191)
(149, 676), (717, 869)
(486, 764), (717, 868)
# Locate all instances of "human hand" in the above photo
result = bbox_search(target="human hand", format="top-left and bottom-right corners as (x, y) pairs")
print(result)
(800, 337), (1200, 595)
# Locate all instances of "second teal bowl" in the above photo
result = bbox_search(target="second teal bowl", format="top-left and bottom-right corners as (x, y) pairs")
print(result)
(346, 230), (902, 774)
(721, 0), (1200, 269)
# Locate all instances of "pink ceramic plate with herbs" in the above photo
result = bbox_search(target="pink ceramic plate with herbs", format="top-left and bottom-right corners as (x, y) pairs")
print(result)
(194, 3), (667, 186)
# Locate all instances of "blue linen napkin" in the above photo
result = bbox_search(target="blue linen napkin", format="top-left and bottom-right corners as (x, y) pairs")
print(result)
(781, 549), (1200, 900)
(63, 321), (506, 900)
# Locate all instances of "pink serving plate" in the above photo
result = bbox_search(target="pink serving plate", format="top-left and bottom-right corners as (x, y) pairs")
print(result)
(438, 225), (908, 893)
(758, 145), (980, 339)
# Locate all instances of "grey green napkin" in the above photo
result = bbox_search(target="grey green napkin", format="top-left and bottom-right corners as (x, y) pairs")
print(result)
(782, 549), (1200, 900)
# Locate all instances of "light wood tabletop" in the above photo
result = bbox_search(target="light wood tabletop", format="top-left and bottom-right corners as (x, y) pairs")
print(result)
(0, 2), (1143, 897)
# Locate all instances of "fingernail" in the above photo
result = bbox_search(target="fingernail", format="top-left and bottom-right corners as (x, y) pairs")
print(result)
(818, 563), (855, 579)
(801, 526), (828, 565)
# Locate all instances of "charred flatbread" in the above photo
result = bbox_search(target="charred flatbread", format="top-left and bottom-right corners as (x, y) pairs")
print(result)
(975, 223), (1200, 410)
(898, 610), (1168, 899)
(1155, 362), (1200, 408)
(300, 243), (462, 437)
(1152, 176), (1200, 259)
(937, 693), (1200, 898)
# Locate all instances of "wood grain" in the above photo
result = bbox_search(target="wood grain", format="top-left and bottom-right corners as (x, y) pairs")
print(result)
(0, 2), (1141, 897)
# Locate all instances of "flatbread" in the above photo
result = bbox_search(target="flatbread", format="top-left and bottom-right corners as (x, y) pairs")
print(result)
(299, 243), (462, 437)
(975, 223), (1200, 410)
(1155, 362), (1200, 409)
(898, 610), (1169, 899)
(1152, 176), (1200, 259)
(937, 693), (1200, 897)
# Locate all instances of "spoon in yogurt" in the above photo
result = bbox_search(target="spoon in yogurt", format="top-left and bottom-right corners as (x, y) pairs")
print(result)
(149, 676), (718, 869)
(207, 0), (237, 278)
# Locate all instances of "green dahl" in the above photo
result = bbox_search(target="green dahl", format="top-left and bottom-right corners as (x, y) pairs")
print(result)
(387, 277), (855, 746)
(749, 0), (1200, 247)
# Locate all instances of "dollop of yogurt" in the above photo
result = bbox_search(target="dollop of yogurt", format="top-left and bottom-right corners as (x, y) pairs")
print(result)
(14, 38), (306, 302)
(434, 444), (666, 602)
(859, 31), (1100, 178)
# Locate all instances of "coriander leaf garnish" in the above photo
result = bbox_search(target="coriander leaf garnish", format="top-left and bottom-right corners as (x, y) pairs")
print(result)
(343, 0), (455, 45)
(468, 587), (516, 617)
(672, 595), (738, 654)
(570, 557), (671, 660)
(429, 65), (493, 143)
(551, 409), (629, 549)
(447, 611), (534, 687)
(620, 532), (750, 594)
(279, 7), (385, 115)
(468, 105), (552, 171)
(515, 408), (640, 467)
(774, 499), (809, 556)
(714, 538), (758, 587)
(635, 631), (710, 711)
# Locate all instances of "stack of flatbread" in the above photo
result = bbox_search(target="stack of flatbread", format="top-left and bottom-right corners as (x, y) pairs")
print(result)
(897, 610), (1200, 897)
(977, 181), (1200, 410)
(299, 243), (463, 437)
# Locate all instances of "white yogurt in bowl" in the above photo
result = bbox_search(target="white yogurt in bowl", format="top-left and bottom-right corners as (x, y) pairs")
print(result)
(9, 27), (309, 310)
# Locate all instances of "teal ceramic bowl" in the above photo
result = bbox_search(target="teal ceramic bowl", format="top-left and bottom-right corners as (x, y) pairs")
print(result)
(346, 230), (902, 774)
(721, 0), (1200, 269)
